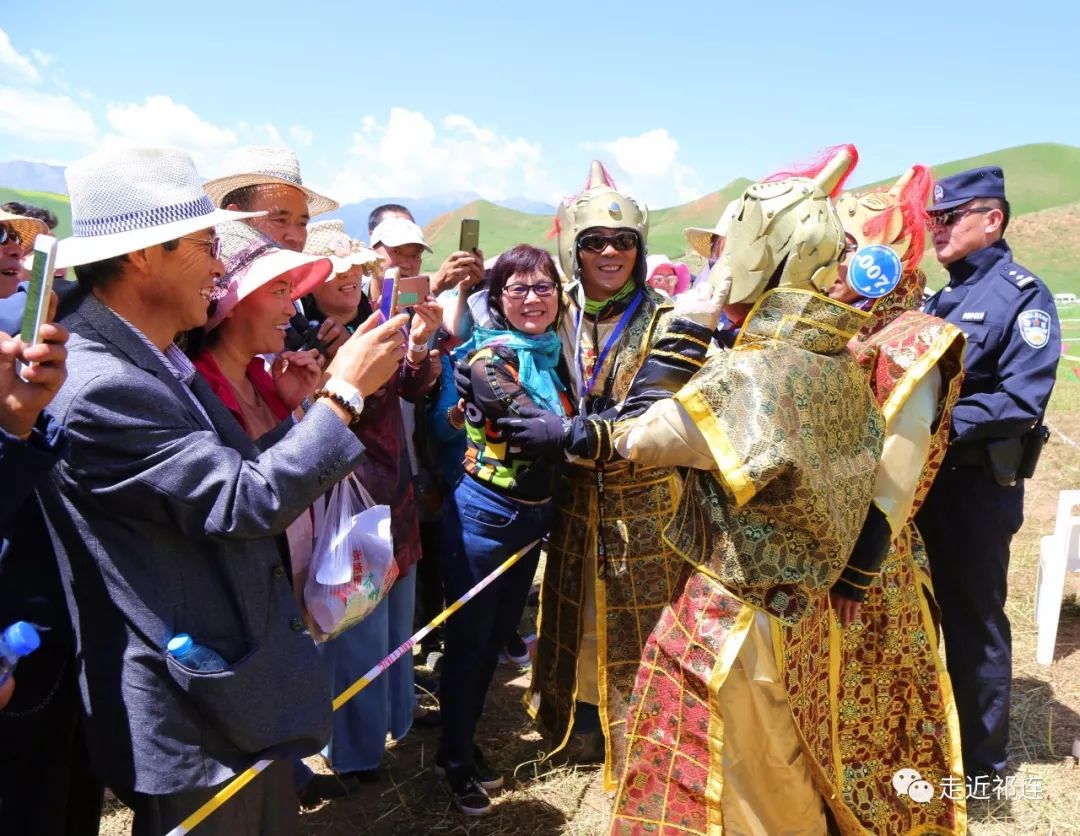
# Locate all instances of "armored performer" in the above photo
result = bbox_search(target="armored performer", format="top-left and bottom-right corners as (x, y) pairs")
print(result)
(607, 145), (885, 834)
(494, 161), (713, 788)
(780, 166), (968, 834)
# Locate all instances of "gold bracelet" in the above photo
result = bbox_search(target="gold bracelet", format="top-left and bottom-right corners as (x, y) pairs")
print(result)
(314, 388), (363, 425)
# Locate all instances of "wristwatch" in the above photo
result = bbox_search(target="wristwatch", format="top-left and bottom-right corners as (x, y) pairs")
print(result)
(315, 377), (365, 424)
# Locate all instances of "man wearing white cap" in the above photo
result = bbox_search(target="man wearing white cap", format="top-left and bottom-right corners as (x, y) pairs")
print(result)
(37, 146), (409, 835)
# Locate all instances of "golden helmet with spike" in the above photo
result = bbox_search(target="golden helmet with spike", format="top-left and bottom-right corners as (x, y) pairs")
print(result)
(720, 145), (858, 305)
(555, 160), (649, 283)
(836, 164), (932, 274)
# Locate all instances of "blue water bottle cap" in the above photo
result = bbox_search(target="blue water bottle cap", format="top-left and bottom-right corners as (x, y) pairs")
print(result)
(4, 621), (40, 657)
(847, 244), (903, 299)
(167, 634), (193, 655)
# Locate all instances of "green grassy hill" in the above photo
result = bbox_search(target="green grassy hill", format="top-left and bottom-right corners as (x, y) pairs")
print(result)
(923, 200), (1080, 294)
(422, 178), (753, 268)
(0, 187), (71, 237)
(422, 142), (1080, 271)
(859, 142), (1080, 217)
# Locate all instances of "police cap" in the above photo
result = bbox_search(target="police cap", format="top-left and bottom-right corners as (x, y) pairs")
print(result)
(929, 165), (1006, 212)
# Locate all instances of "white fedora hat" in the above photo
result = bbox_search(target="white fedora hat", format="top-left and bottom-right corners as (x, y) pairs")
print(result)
(203, 146), (339, 217)
(304, 220), (380, 274)
(55, 147), (264, 269)
(684, 199), (742, 259)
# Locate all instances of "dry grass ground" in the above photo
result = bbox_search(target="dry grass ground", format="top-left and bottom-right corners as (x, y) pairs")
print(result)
(101, 347), (1080, 835)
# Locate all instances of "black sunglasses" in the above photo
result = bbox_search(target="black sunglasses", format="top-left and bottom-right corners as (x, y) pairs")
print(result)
(577, 231), (638, 253)
(0, 225), (26, 248)
(928, 206), (993, 230)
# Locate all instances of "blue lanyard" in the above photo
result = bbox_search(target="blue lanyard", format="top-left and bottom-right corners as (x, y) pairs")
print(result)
(575, 289), (643, 404)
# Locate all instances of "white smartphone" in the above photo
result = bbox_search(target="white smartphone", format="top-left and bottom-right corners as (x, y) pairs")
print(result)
(17, 234), (58, 382)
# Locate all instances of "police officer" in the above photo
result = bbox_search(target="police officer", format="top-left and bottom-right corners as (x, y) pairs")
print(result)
(916, 166), (1060, 785)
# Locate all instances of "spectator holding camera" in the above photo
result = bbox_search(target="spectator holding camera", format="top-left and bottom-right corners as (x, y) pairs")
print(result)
(36, 146), (408, 835)
(315, 220), (443, 784)
(0, 287), (103, 835)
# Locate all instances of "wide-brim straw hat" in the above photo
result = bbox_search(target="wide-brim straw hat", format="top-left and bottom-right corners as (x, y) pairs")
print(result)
(304, 220), (381, 274)
(206, 221), (332, 329)
(0, 209), (49, 252)
(203, 146), (338, 217)
(55, 147), (263, 269)
(684, 199), (742, 259)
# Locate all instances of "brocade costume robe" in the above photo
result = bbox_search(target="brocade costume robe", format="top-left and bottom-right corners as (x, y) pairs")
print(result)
(780, 273), (969, 835)
(527, 285), (707, 789)
(609, 289), (884, 834)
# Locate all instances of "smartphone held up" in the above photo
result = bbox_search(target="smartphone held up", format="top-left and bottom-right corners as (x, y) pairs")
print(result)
(459, 218), (479, 253)
(17, 234), (58, 382)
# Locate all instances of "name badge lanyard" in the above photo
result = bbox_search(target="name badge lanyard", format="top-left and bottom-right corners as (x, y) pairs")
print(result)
(573, 288), (643, 578)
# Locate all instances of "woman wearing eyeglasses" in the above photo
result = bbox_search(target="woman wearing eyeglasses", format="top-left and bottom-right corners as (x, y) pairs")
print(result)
(492, 162), (715, 790)
(435, 244), (572, 815)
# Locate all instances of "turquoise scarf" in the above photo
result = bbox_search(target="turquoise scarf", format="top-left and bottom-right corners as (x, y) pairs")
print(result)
(455, 326), (567, 417)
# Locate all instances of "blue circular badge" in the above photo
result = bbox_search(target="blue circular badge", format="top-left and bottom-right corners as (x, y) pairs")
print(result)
(847, 244), (902, 298)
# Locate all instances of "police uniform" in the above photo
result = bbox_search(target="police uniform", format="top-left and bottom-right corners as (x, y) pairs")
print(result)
(916, 166), (1060, 782)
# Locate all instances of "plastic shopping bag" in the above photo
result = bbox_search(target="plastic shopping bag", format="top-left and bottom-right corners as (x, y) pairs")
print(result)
(304, 474), (397, 640)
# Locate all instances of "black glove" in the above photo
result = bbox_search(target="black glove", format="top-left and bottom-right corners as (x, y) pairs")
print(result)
(495, 403), (570, 459)
(454, 356), (474, 403)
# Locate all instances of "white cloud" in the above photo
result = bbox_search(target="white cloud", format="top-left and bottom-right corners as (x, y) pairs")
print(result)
(30, 49), (53, 67)
(0, 29), (41, 85)
(593, 128), (701, 208)
(102, 95), (237, 168)
(289, 124), (314, 148)
(328, 107), (556, 202)
(0, 86), (96, 143)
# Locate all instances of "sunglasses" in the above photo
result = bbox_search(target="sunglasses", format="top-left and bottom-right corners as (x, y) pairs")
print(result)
(0, 225), (26, 248)
(577, 231), (638, 253)
(503, 281), (558, 299)
(927, 206), (993, 231)
(180, 235), (222, 260)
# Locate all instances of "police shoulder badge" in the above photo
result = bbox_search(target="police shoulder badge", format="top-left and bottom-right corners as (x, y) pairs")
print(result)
(1017, 309), (1051, 348)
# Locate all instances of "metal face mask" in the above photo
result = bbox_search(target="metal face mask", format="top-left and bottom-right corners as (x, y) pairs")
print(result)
(721, 146), (856, 305)
(556, 160), (649, 283)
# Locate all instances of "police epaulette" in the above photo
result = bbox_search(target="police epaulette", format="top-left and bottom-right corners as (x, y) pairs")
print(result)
(1003, 266), (1038, 290)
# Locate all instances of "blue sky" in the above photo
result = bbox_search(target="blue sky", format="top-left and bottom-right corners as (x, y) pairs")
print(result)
(0, 1), (1074, 208)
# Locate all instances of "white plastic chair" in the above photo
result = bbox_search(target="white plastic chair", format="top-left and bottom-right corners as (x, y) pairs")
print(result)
(1035, 490), (1080, 665)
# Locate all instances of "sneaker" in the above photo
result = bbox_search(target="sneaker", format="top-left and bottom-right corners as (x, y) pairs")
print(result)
(471, 746), (504, 791)
(435, 746), (503, 791)
(499, 632), (531, 666)
(444, 763), (491, 816)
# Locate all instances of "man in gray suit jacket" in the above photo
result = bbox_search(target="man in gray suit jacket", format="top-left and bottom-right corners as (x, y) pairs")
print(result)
(38, 146), (411, 835)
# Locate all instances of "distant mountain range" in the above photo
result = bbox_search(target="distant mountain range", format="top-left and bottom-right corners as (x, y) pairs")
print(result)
(0, 160), (68, 195)
(333, 193), (556, 233)
(4, 142), (1080, 292)
(0, 160), (557, 231)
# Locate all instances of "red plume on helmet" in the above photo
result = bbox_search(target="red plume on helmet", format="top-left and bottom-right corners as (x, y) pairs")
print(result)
(863, 164), (933, 273)
(762, 144), (859, 198)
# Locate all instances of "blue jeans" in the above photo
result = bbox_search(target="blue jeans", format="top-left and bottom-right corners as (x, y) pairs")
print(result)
(438, 476), (551, 766)
(318, 569), (417, 772)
